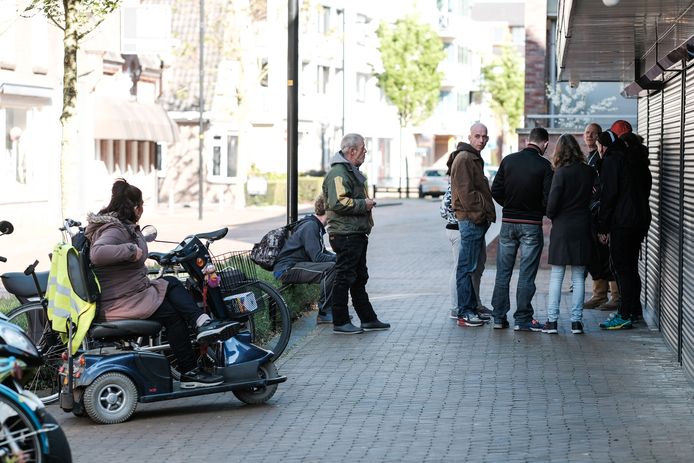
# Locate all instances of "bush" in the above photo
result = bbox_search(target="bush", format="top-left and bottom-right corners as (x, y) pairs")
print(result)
(254, 268), (320, 320)
(246, 176), (324, 206)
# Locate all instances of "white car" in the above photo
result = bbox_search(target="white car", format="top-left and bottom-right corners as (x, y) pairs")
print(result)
(418, 168), (449, 198)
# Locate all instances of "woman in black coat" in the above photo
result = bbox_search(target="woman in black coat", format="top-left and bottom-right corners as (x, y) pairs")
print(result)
(542, 134), (596, 334)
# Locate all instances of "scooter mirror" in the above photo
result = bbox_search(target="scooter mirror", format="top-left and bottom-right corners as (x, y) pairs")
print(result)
(141, 225), (158, 242)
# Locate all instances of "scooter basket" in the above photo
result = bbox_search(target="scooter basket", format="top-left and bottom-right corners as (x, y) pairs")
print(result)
(212, 251), (257, 293)
(223, 291), (258, 316)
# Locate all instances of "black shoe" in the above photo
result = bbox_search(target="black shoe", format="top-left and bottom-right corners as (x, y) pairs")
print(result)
(180, 368), (224, 389)
(542, 320), (558, 334)
(333, 322), (364, 334)
(196, 320), (239, 343)
(571, 321), (584, 334)
(361, 320), (391, 331)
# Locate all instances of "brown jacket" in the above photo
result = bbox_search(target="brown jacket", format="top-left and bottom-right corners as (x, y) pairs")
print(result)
(85, 213), (167, 321)
(450, 144), (496, 225)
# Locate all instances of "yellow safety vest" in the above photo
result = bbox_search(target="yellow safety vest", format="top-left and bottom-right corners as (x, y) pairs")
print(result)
(46, 243), (99, 354)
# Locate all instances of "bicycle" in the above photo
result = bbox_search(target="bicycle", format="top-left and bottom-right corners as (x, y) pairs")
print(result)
(0, 221), (74, 406)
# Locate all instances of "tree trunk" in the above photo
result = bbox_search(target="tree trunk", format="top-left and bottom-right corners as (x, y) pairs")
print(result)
(60, 1), (81, 220)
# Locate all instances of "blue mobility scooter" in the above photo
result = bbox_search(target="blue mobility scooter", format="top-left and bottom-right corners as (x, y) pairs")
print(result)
(58, 227), (287, 424)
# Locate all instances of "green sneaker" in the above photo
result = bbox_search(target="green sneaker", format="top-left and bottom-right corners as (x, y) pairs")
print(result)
(599, 313), (632, 330)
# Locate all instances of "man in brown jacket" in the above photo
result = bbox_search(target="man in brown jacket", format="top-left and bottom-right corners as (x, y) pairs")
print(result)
(450, 123), (496, 327)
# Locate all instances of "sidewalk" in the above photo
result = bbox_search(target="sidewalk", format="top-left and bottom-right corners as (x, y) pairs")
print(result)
(42, 199), (694, 461)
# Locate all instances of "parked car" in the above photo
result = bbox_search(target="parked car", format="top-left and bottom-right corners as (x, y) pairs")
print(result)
(418, 168), (448, 198)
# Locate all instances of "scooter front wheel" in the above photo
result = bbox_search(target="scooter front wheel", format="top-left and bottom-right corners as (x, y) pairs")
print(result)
(232, 362), (279, 405)
(83, 372), (138, 424)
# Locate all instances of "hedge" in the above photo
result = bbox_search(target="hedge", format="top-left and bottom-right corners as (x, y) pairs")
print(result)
(245, 176), (324, 206)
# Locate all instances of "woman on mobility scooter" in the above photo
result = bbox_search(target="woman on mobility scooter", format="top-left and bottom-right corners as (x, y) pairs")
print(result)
(86, 179), (237, 388)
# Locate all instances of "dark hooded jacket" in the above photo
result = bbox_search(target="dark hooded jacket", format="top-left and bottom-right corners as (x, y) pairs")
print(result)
(449, 142), (496, 225)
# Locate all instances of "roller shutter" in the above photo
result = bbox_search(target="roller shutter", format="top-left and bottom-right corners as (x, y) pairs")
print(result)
(681, 65), (694, 377)
(659, 73), (682, 355)
(644, 91), (662, 327)
(637, 96), (654, 320)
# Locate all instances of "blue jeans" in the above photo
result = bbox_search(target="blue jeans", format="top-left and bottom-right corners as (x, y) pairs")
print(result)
(456, 220), (487, 317)
(547, 265), (586, 322)
(491, 222), (543, 323)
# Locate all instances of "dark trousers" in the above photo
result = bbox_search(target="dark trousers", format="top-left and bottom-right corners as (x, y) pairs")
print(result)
(148, 276), (203, 372)
(609, 228), (643, 320)
(279, 261), (335, 315)
(329, 234), (378, 326)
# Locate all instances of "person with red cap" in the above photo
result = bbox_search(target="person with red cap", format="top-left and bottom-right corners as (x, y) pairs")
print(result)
(610, 119), (633, 137)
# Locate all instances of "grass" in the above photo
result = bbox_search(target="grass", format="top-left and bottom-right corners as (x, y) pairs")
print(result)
(0, 297), (18, 316)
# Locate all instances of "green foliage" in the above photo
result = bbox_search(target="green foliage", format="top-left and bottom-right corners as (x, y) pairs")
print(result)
(480, 45), (524, 130)
(254, 268), (320, 320)
(26, 0), (121, 39)
(375, 16), (445, 127)
(245, 176), (324, 206)
(0, 297), (17, 315)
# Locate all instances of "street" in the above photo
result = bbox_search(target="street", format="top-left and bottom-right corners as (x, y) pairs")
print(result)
(49, 199), (694, 462)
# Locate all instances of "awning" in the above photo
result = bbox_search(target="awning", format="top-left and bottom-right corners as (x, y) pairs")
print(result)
(93, 98), (179, 144)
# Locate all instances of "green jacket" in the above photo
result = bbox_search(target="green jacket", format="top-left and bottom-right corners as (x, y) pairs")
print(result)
(322, 152), (374, 235)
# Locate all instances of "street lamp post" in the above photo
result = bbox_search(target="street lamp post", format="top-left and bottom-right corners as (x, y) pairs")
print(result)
(287, 0), (299, 224)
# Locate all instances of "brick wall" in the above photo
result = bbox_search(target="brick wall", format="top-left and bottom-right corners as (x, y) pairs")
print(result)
(524, 0), (548, 124)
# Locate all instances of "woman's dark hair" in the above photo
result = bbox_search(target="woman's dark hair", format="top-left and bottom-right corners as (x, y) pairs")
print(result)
(552, 134), (585, 169)
(446, 142), (466, 175)
(99, 178), (143, 223)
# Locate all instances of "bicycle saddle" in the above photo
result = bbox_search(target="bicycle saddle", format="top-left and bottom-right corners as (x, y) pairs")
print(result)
(0, 271), (48, 297)
(195, 228), (228, 241)
(89, 320), (162, 340)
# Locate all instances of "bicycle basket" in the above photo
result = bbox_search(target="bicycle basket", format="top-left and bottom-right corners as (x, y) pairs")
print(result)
(212, 251), (257, 293)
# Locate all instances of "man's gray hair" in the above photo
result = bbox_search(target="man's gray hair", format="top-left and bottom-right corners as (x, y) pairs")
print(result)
(341, 133), (364, 152)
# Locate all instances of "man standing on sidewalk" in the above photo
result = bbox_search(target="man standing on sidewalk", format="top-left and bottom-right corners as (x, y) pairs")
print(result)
(491, 127), (553, 331)
(322, 133), (390, 334)
(450, 123), (496, 327)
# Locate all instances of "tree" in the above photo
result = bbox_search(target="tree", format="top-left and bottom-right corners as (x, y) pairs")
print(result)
(545, 82), (617, 130)
(481, 45), (524, 131)
(24, 0), (121, 219)
(375, 16), (445, 128)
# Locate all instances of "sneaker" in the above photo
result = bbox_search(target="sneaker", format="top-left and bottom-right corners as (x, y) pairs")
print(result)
(317, 312), (333, 324)
(333, 322), (364, 334)
(361, 320), (391, 331)
(475, 309), (492, 321)
(599, 313), (632, 330)
(476, 305), (492, 316)
(631, 314), (643, 325)
(571, 321), (584, 334)
(180, 368), (224, 389)
(514, 320), (543, 332)
(542, 320), (558, 334)
(583, 296), (608, 309)
(449, 309), (458, 320)
(196, 320), (240, 343)
(493, 318), (510, 329)
(457, 312), (484, 327)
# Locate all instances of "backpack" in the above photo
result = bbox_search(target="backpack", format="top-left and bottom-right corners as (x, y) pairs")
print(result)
(46, 236), (100, 354)
(70, 231), (100, 303)
(250, 218), (306, 271)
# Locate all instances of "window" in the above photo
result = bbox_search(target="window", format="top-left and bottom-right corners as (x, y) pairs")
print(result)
(457, 46), (469, 65)
(317, 65), (330, 94)
(318, 5), (330, 34)
(210, 134), (239, 180)
(356, 73), (369, 102)
(457, 93), (468, 112)
(259, 58), (268, 87)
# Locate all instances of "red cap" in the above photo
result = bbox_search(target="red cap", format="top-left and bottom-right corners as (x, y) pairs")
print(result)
(610, 120), (633, 137)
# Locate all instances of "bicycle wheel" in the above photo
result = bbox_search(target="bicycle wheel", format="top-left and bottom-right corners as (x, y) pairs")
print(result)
(0, 394), (43, 463)
(6, 303), (65, 405)
(242, 281), (291, 360)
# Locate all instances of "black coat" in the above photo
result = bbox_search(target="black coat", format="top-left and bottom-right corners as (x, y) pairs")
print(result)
(547, 162), (596, 266)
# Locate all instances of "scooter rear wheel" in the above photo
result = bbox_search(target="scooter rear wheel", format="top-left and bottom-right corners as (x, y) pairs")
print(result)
(83, 372), (138, 424)
(232, 362), (279, 405)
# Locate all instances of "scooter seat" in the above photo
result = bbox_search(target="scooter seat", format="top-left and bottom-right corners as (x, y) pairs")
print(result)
(0, 271), (48, 298)
(194, 228), (228, 241)
(89, 320), (162, 340)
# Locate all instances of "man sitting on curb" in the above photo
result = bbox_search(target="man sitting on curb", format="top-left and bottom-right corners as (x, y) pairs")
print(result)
(273, 194), (337, 324)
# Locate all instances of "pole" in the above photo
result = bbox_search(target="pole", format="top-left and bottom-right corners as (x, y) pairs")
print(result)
(287, 0), (299, 224)
(198, 0), (205, 220)
(398, 125), (402, 199)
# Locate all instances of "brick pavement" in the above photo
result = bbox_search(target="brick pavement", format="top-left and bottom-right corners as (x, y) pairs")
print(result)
(51, 199), (694, 462)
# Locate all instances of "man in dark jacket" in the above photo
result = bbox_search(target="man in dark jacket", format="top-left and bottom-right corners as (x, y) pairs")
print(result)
(597, 130), (652, 330)
(450, 123), (496, 327)
(490, 127), (554, 331)
(273, 194), (336, 324)
(322, 133), (390, 334)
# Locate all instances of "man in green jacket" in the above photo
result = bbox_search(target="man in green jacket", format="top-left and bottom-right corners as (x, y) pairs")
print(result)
(322, 133), (390, 334)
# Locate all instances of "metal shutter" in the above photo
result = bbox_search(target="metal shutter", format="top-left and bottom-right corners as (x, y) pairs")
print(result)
(645, 90), (662, 327)
(681, 65), (694, 376)
(659, 73), (682, 355)
(637, 96), (653, 317)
